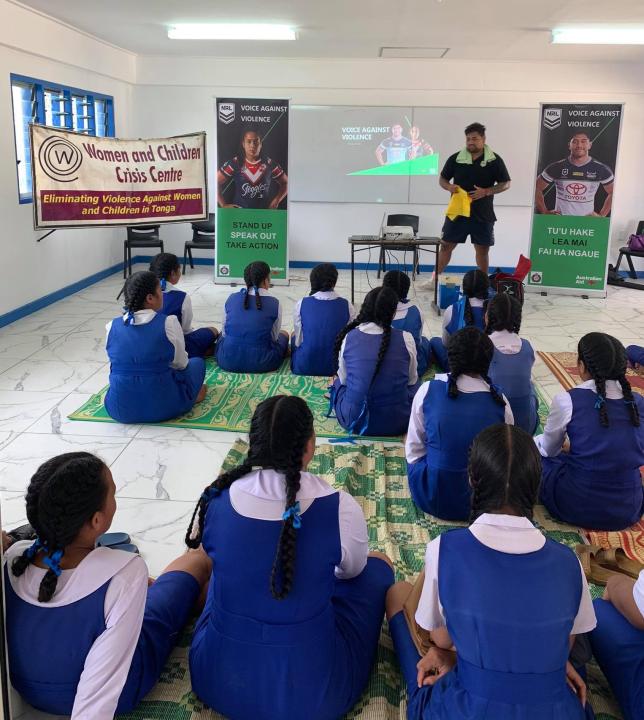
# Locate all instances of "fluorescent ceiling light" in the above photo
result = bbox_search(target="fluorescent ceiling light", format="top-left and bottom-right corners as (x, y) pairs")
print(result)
(168, 24), (296, 41)
(552, 27), (644, 45)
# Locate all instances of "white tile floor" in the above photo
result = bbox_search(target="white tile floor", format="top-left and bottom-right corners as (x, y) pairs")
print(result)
(1, 264), (642, 719)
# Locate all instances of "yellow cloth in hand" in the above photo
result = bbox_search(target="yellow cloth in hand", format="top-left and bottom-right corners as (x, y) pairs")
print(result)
(446, 188), (471, 221)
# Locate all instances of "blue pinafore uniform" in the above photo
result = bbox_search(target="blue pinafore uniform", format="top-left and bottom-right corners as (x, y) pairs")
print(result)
(389, 529), (589, 720)
(332, 327), (418, 436)
(407, 378), (506, 519)
(161, 288), (217, 358)
(105, 313), (205, 423)
(627, 345), (644, 367)
(429, 297), (486, 371)
(540, 389), (644, 530)
(488, 339), (539, 434)
(291, 295), (351, 376)
(392, 302), (431, 377)
(216, 290), (288, 373)
(189, 489), (393, 720)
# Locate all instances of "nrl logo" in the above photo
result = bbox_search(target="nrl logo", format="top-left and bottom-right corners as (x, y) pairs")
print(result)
(543, 108), (562, 130)
(218, 103), (235, 125)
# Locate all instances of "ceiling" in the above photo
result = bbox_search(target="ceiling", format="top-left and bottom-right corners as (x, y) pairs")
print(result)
(17, 0), (644, 62)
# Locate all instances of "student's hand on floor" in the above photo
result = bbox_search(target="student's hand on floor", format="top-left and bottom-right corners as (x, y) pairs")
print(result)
(565, 661), (587, 707)
(416, 647), (456, 687)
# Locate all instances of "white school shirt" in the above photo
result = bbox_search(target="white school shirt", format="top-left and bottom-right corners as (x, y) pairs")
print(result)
(4, 541), (149, 720)
(634, 571), (644, 618)
(337, 322), (418, 386)
(405, 374), (515, 464)
(394, 300), (425, 326)
(220, 287), (282, 343)
(292, 290), (356, 348)
(229, 468), (368, 579)
(489, 330), (523, 355)
(415, 513), (597, 635)
(105, 309), (189, 370)
(442, 297), (485, 345)
(535, 379), (623, 458)
(163, 281), (194, 333)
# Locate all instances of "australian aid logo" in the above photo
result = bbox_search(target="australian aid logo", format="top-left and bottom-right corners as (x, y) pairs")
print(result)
(543, 108), (562, 130)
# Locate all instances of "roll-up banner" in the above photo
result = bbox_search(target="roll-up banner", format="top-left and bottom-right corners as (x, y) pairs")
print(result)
(215, 98), (289, 284)
(30, 125), (208, 229)
(528, 103), (623, 296)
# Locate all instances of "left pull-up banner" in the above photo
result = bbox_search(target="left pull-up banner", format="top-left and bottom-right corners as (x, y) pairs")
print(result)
(30, 125), (208, 229)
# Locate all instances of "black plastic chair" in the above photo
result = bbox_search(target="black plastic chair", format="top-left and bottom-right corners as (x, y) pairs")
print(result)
(614, 219), (644, 280)
(378, 214), (420, 278)
(123, 225), (163, 278)
(183, 214), (215, 272)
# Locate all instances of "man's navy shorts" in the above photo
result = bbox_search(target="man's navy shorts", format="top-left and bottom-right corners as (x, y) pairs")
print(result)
(441, 216), (495, 247)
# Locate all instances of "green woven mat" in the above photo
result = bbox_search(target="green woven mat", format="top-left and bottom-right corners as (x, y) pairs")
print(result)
(68, 360), (550, 440)
(117, 441), (623, 720)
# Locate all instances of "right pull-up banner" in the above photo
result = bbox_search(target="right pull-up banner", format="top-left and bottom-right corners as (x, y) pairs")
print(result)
(528, 103), (623, 296)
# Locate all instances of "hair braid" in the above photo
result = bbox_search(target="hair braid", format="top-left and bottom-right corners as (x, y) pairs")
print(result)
(446, 326), (496, 401)
(617, 375), (640, 427)
(309, 263), (338, 295)
(149, 252), (180, 281)
(464, 297), (474, 327)
(382, 270), (411, 301)
(577, 332), (626, 428)
(485, 293), (522, 335)
(482, 374), (507, 407)
(243, 261), (271, 311)
(118, 271), (159, 320)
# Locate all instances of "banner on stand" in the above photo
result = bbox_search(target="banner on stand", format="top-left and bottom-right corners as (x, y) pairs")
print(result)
(528, 103), (623, 295)
(215, 98), (289, 283)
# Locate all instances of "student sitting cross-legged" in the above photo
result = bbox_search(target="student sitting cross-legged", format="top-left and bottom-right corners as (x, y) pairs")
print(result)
(388, 424), (597, 720)
(406, 326), (513, 521)
(187, 395), (395, 720)
(5, 452), (212, 720)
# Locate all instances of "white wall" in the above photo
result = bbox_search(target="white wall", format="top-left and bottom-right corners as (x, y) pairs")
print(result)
(133, 56), (644, 271)
(0, 0), (135, 317)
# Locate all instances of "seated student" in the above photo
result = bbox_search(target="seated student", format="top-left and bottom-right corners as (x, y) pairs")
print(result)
(626, 344), (644, 370)
(406, 326), (514, 520)
(5, 452), (211, 720)
(105, 271), (207, 424)
(331, 286), (419, 437)
(291, 263), (354, 376)
(590, 572), (644, 720)
(537, 332), (644, 531)
(186, 395), (394, 720)
(486, 293), (539, 434)
(429, 268), (490, 371)
(388, 424), (596, 720)
(215, 260), (289, 373)
(383, 270), (431, 377)
(149, 252), (219, 358)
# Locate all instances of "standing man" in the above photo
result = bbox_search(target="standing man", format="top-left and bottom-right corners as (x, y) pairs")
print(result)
(375, 124), (412, 166)
(438, 122), (511, 274)
(535, 132), (614, 217)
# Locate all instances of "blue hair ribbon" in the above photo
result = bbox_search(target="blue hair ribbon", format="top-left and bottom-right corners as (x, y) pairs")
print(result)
(490, 383), (503, 397)
(124, 310), (135, 326)
(594, 395), (606, 410)
(624, 398), (636, 406)
(25, 538), (45, 560)
(160, 278), (167, 291)
(201, 486), (221, 504)
(282, 501), (302, 529)
(253, 285), (259, 294)
(43, 549), (64, 577)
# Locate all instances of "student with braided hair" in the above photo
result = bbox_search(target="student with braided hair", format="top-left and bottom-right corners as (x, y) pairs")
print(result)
(291, 262), (355, 376)
(538, 332), (644, 530)
(383, 270), (431, 376)
(4, 452), (211, 719)
(105, 271), (206, 423)
(186, 396), (394, 719)
(149, 252), (219, 358)
(406, 326), (514, 520)
(388, 424), (596, 720)
(429, 268), (491, 371)
(331, 286), (419, 436)
(215, 260), (290, 372)
(485, 293), (539, 433)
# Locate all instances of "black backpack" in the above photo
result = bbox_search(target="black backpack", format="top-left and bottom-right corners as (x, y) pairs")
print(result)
(489, 269), (525, 305)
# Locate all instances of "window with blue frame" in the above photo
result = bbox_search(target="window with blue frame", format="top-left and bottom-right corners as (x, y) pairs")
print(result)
(10, 74), (115, 203)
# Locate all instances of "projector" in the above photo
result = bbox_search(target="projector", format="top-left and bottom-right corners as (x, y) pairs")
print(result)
(383, 225), (415, 241)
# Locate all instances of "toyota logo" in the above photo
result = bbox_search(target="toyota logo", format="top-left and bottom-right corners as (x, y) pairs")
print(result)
(565, 182), (587, 196)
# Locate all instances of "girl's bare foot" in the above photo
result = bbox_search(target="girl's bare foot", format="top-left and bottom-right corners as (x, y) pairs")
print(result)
(196, 384), (208, 403)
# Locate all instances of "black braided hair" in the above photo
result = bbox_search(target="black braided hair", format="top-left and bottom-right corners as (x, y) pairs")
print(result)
(149, 252), (180, 281)
(485, 293), (522, 334)
(186, 396), (314, 600)
(12, 453), (109, 602)
(118, 271), (159, 321)
(468, 424), (541, 523)
(382, 270), (411, 302)
(333, 286), (398, 385)
(462, 269), (490, 327)
(446, 326), (506, 406)
(243, 261), (271, 310)
(578, 333), (640, 428)
(309, 263), (338, 295)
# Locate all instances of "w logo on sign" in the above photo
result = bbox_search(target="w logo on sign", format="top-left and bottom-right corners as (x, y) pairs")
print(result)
(218, 103), (235, 125)
(543, 108), (562, 130)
